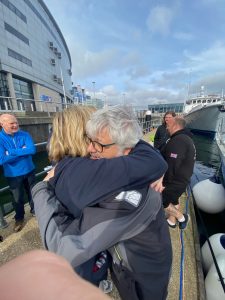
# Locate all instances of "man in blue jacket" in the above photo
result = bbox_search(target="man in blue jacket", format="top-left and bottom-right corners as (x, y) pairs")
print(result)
(0, 114), (36, 232)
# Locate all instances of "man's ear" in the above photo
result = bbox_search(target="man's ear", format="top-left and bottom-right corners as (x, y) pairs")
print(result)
(123, 148), (132, 156)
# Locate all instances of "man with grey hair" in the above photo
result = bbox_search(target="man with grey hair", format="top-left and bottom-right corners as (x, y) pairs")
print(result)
(0, 113), (36, 232)
(33, 105), (172, 300)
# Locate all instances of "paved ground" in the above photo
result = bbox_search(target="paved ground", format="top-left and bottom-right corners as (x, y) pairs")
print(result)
(0, 195), (205, 299)
(0, 133), (205, 299)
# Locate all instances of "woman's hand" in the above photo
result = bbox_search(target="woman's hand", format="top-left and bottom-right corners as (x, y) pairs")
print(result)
(43, 167), (55, 181)
(150, 175), (165, 193)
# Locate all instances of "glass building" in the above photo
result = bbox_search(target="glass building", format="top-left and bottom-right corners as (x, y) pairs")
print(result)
(148, 103), (184, 114)
(0, 0), (73, 112)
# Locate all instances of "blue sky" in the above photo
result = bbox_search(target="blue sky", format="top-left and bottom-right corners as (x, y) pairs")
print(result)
(44, 0), (225, 107)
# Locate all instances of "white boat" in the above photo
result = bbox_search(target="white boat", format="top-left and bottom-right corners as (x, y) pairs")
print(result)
(215, 117), (225, 181)
(184, 86), (225, 137)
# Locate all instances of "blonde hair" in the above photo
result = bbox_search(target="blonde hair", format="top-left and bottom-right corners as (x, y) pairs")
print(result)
(48, 105), (96, 162)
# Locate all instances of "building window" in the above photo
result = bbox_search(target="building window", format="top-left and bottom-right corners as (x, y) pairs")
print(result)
(0, 72), (10, 110)
(0, 72), (9, 97)
(8, 48), (32, 67)
(4, 22), (29, 45)
(0, 0), (27, 23)
(13, 77), (36, 111)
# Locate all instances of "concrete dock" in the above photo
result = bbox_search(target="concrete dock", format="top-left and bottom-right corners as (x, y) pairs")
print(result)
(0, 132), (206, 299)
(0, 193), (206, 299)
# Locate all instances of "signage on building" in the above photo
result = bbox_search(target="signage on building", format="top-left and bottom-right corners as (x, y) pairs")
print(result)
(40, 95), (52, 102)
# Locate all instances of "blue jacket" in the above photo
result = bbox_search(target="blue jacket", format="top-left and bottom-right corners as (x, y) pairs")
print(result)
(0, 129), (36, 177)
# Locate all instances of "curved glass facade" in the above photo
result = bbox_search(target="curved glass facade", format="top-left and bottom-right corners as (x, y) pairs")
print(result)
(0, 0), (73, 111)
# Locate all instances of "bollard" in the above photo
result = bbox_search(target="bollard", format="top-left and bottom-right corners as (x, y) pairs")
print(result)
(145, 110), (152, 133)
(0, 206), (8, 229)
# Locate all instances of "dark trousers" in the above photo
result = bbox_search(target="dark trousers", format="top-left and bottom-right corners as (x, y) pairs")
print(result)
(110, 207), (172, 300)
(7, 171), (36, 221)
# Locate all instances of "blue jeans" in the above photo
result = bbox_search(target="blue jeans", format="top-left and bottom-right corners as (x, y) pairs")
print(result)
(7, 171), (36, 221)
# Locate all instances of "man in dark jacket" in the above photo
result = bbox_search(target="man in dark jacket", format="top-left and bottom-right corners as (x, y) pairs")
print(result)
(154, 111), (176, 151)
(0, 114), (36, 232)
(161, 117), (196, 229)
(33, 106), (172, 300)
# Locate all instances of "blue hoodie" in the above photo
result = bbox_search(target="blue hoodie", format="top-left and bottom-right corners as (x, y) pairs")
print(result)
(0, 129), (36, 177)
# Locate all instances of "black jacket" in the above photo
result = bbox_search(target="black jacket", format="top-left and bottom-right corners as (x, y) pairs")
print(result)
(49, 140), (168, 218)
(161, 129), (196, 186)
(153, 124), (170, 151)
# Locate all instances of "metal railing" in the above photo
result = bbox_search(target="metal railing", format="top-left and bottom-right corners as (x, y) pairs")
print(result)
(0, 142), (48, 194)
(0, 141), (48, 228)
(0, 96), (76, 115)
(0, 102), (159, 227)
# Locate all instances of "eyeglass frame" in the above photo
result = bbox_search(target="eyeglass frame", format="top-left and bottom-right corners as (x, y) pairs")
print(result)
(85, 134), (116, 153)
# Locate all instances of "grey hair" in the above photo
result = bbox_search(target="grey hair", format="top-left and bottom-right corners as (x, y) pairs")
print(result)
(86, 105), (143, 150)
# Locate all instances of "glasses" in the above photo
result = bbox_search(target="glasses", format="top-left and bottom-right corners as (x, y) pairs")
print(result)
(85, 135), (116, 153)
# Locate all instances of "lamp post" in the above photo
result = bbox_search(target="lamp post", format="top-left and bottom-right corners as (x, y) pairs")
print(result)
(92, 81), (96, 100)
(60, 65), (67, 108)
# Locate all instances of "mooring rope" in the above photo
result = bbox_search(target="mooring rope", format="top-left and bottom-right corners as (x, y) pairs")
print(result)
(178, 190), (190, 300)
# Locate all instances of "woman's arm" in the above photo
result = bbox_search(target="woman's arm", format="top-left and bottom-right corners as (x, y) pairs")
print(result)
(51, 140), (167, 215)
(32, 181), (161, 268)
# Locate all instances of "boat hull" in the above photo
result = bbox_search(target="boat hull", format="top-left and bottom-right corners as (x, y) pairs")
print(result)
(184, 105), (224, 137)
(216, 132), (225, 183)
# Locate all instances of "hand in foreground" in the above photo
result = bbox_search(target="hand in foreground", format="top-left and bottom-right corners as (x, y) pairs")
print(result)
(43, 167), (55, 181)
(150, 175), (165, 193)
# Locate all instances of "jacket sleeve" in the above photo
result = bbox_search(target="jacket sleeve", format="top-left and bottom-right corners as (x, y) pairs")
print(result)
(51, 140), (168, 214)
(32, 181), (161, 268)
(0, 144), (19, 165)
(0, 133), (36, 165)
(9, 133), (36, 157)
(153, 127), (161, 148)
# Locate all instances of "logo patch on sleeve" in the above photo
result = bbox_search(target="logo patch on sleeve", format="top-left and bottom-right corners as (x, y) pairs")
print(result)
(115, 191), (142, 207)
(170, 153), (177, 158)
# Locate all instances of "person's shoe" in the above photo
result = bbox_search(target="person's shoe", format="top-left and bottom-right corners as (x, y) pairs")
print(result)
(179, 214), (189, 230)
(99, 280), (113, 294)
(167, 219), (177, 229)
(30, 210), (35, 217)
(14, 220), (24, 232)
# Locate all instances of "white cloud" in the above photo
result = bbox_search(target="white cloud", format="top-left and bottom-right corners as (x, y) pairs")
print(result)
(128, 66), (151, 79)
(70, 45), (120, 79)
(183, 41), (225, 73)
(45, 0), (225, 106)
(146, 6), (174, 36)
(173, 32), (195, 41)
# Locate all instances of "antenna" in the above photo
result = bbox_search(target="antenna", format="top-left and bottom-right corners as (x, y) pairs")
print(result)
(187, 68), (192, 99)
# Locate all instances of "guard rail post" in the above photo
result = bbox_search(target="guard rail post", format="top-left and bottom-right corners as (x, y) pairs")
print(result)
(0, 206), (8, 229)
